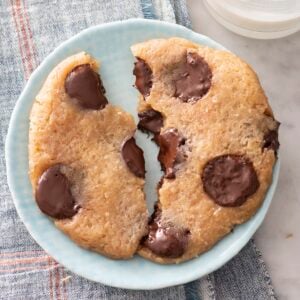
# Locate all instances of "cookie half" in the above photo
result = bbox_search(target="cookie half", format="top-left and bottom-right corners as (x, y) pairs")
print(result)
(132, 38), (279, 264)
(29, 52), (148, 259)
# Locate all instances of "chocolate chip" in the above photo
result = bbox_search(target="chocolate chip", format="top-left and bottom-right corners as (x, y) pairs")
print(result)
(202, 155), (259, 207)
(263, 127), (280, 155)
(65, 64), (108, 109)
(157, 128), (186, 179)
(138, 109), (163, 134)
(143, 208), (189, 258)
(133, 57), (153, 97)
(157, 177), (164, 190)
(174, 52), (212, 102)
(36, 165), (79, 219)
(152, 133), (160, 145)
(121, 137), (146, 178)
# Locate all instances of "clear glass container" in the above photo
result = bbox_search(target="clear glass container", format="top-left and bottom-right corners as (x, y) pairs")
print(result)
(203, 0), (300, 39)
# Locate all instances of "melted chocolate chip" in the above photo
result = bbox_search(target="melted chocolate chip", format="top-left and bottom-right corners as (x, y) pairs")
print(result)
(133, 58), (153, 97)
(174, 52), (212, 102)
(36, 165), (79, 219)
(65, 64), (108, 109)
(143, 208), (189, 258)
(152, 132), (160, 145)
(121, 137), (146, 178)
(157, 128), (186, 179)
(138, 109), (163, 134)
(202, 155), (259, 207)
(263, 129), (280, 155)
(157, 177), (164, 190)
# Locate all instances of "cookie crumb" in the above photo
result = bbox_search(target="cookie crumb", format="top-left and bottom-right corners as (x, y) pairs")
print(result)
(285, 233), (293, 239)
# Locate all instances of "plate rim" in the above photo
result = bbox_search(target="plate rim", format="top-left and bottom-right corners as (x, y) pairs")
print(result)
(5, 18), (280, 290)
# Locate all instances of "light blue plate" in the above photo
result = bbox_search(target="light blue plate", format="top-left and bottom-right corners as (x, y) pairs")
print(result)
(5, 19), (280, 290)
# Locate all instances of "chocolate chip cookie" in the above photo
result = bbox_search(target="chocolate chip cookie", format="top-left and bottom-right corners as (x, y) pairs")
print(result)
(132, 38), (279, 263)
(29, 52), (148, 259)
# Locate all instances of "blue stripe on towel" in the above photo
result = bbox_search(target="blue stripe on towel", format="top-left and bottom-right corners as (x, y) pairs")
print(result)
(140, 0), (157, 19)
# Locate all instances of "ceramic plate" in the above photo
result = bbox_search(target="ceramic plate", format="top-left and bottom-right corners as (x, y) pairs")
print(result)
(5, 19), (280, 290)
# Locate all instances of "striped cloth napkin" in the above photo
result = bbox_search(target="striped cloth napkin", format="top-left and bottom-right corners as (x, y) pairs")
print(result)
(0, 0), (277, 299)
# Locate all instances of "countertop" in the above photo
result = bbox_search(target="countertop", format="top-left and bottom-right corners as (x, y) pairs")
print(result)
(186, 1), (300, 299)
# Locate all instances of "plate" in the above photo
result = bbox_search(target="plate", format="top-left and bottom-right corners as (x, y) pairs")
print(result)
(5, 19), (280, 290)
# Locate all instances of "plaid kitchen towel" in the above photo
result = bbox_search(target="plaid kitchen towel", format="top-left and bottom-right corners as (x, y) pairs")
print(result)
(0, 0), (277, 299)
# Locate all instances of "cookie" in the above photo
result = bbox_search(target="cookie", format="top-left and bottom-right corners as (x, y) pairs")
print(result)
(132, 38), (279, 263)
(29, 52), (148, 259)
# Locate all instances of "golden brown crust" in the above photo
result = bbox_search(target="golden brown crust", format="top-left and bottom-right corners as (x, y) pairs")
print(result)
(132, 38), (278, 264)
(29, 52), (148, 259)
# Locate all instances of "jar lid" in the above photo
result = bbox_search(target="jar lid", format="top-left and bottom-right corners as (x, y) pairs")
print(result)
(204, 0), (300, 39)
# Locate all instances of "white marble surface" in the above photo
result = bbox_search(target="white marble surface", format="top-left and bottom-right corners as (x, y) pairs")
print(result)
(186, 1), (300, 299)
